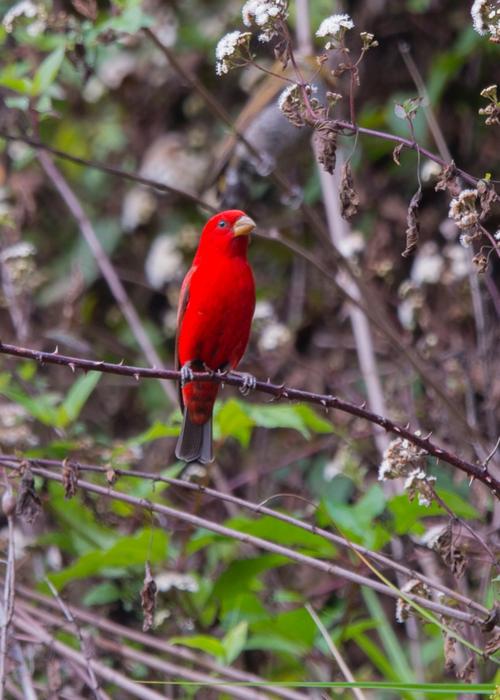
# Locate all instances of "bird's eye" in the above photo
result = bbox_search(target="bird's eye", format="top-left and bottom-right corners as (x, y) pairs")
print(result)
(218, 220), (227, 229)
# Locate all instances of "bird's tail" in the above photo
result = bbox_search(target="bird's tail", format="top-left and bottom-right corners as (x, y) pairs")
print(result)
(175, 411), (213, 465)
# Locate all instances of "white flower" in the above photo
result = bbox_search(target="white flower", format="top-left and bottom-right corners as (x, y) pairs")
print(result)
(215, 30), (251, 75)
(277, 83), (299, 112)
(471, 0), (489, 33)
(2, 0), (37, 32)
(471, 0), (500, 40)
(495, 229), (500, 241)
(411, 242), (444, 286)
(144, 234), (183, 289)
(242, 0), (288, 42)
(258, 322), (292, 352)
(316, 13), (354, 45)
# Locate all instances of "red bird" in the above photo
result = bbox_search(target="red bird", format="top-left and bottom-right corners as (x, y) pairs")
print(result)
(175, 210), (256, 464)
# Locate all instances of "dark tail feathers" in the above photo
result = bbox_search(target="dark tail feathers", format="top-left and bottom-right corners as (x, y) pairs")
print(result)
(175, 411), (213, 464)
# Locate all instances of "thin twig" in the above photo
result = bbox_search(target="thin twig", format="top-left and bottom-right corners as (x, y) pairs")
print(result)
(44, 578), (103, 700)
(11, 642), (38, 700)
(15, 587), (306, 700)
(5, 463), (495, 632)
(0, 486), (16, 700)
(34, 147), (177, 405)
(0, 341), (497, 495)
(305, 604), (367, 700)
(0, 453), (489, 617)
(12, 612), (166, 700)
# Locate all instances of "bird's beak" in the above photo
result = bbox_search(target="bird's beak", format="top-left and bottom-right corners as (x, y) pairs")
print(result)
(233, 215), (256, 237)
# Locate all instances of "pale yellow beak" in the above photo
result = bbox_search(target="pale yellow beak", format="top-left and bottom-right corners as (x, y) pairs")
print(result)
(233, 215), (256, 237)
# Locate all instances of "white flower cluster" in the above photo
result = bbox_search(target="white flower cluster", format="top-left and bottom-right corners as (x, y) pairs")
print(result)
(2, 0), (45, 36)
(448, 188), (479, 231)
(471, 0), (500, 42)
(316, 13), (354, 48)
(215, 30), (251, 75)
(242, 0), (288, 42)
(404, 468), (436, 507)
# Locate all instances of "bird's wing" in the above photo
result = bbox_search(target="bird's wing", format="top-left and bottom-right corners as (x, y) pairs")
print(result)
(175, 265), (195, 411)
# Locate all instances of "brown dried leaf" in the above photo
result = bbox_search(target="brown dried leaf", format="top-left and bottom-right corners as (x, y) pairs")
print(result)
(106, 468), (118, 485)
(402, 187), (422, 257)
(392, 143), (404, 166)
(457, 657), (475, 683)
(16, 463), (41, 523)
(484, 630), (500, 656)
(444, 633), (457, 674)
(476, 179), (499, 219)
(472, 253), (488, 273)
(71, 0), (97, 20)
(62, 458), (79, 499)
(435, 161), (460, 196)
(141, 561), (157, 632)
(314, 122), (338, 175)
(480, 603), (499, 632)
(339, 162), (360, 220)
(433, 524), (466, 578)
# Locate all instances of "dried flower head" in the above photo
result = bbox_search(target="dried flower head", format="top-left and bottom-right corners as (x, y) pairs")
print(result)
(215, 30), (252, 75)
(448, 188), (480, 230)
(316, 13), (354, 48)
(378, 437), (426, 481)
(471, 0), (500, 42)
(242, 0), (288, 42)
(395, 579), (430, 623)
(479, 84), (500, 125)
(277, 82), (317, 128)
(404, 468), (436, 507)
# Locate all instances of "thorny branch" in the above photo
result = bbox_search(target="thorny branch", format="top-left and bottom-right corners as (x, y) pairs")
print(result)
(0, 340), (498, 496)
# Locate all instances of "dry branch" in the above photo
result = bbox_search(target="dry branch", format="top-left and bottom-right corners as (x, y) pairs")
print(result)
(3, 461), (495, 633)
(0, 340), (497, 496)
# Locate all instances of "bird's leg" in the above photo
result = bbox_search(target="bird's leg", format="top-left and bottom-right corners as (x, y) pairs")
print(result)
(236, 372), (257, 396)
(179, 361), (196, 386)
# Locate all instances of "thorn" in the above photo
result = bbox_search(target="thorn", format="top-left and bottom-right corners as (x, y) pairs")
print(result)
(53, 346), (59, 354)
(405, 422), (411, 429)
(424, 431), (432, 440)
(359, 401), (366, 409)
(68, 362), (76, 373)
(118, 359), (124, 366)
(134, 372), (140, 381)
(320, 399), (327, 406)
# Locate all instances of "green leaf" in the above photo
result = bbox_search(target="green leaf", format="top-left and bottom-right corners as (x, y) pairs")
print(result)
(126, 421), (179, 447)
(32, 46), (65, 96)
(214, 554), (286, 602)
(1, 384), (60, 427)
(222, 621), (248, 664)
(169, 635), (226, 659)
(56, 371), (101, 427)
(0, 76), (33, 94)
(250, 608), (316, 654)
(83, 582), (122, 606)
(214, 399), (255, 447)
(46, 528), (168, 591)
(292, 404), (333, 434)
(226, 516), (335, 557)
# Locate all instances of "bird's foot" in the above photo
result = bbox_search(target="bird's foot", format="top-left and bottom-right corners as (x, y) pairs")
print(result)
(238, 372), (257, 396)
(180, 363), (195, 387)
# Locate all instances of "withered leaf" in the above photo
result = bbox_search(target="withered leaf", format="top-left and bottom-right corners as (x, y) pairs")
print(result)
(433, 523), (466, 578)
(480, 603), (498, 632)
(476, 179), (499, 219)
(314, 122), (338, 175)
(392, 143), (404, 166)
(484, 630), (500, 656)
(457, 657), (475, 683)
(444, 633), (457, 674)
(402, 187), (422, 257)
(16, 463), (41, 523)
(472, 253), (488, 273)
(62, 458), (79, 499)
(435, 161), (460, 196)
(141, 561), (157, 632)
(71, 0), (97, 20)
(339, 161), (360, 220)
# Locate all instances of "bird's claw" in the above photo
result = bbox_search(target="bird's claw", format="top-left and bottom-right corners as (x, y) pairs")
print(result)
(238, 372), (257, 396)
(180, 364), (195, 386)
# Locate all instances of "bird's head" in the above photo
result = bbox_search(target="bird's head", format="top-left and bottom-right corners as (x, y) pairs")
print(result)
(197, 210), (256, 259)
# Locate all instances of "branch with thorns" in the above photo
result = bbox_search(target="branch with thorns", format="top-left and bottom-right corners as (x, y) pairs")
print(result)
(0, 340), (499, 497)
